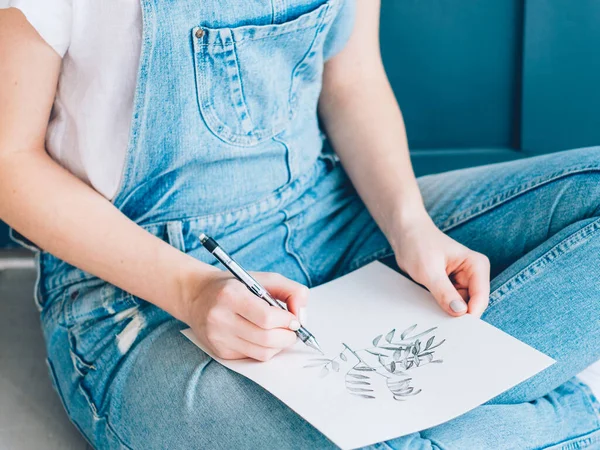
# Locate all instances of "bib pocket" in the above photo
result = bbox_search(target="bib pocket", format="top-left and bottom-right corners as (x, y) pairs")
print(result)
(192, 0), (338, 147)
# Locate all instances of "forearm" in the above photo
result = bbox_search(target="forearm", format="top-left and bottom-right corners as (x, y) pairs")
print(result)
(319, 68), (429, 248)
(0, 149), (214, 321)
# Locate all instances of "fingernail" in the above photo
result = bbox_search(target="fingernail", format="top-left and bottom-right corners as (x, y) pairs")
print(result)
(450, 300), (468, 313)
(299, 307), (308, 326)
(289, 319), (301, 331)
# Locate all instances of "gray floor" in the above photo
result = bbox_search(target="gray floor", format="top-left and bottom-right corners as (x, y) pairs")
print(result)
(0, 267), (90, 450)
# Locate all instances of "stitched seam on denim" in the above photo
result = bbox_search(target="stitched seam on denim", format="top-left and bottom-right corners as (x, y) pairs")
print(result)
(487, 218), (600, 308)
(75, 381), (134, 450)
(166, 221), (185, 252)
(134, 157), (325, 228)
(71, 354), (136, 450)
(438, 165), (600, 233)
(111, 1), (155, 206)
(230, 41), (256, 132)
(273, 135), (294, 184)
(281, 210), (314, 287)
(199, 26), (317, 45)
(542, 428), (600, 450)
(46, 358), (96, 447)
(289, 3), (329, 102)
(198, 2), (329, 46)
(33, 252), (43, 311)
(67, 329), (96, 374)
(195, 39), (254, 146)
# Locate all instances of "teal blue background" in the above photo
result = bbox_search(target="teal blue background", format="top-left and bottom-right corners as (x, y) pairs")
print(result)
(2, 0), (600, 247)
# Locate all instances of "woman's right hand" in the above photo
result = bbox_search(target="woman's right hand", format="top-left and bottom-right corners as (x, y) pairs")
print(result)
(184, 270), (309, 361)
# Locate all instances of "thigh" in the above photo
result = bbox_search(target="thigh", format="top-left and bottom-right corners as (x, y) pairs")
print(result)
(418, 146), (600, 277)
(414, 379), (600, 450)
(42, 284), (334, 450)
(290, 147), (600, 285)
(102, 318), (335, 450)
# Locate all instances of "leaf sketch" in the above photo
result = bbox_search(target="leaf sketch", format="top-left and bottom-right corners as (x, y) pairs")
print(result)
(303, 324), (445, 401)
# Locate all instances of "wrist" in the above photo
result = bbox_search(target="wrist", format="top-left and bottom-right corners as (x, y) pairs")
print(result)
(173, 256), (219, 324)
(386, 203), (433, 252)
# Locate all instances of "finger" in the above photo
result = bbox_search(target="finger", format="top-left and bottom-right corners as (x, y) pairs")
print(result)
(457, 288), (469, 302)
(233, 313), (297, 349)
(254, 272), (309, 316)
(210, 345), (245, 361)
(232, 337), (282, 362)
(424, 269), (468, 317)
(466, 256), (491, 318)
(235, 295), (301, 331)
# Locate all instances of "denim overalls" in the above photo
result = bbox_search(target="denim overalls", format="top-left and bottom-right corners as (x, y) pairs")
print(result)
(32, 0), (600, 448)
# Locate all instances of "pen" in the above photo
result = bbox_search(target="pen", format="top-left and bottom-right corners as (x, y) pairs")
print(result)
(199, 233), (324, 355)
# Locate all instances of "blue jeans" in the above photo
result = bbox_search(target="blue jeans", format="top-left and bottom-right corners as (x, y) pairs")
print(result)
(39, 148), (600, 449)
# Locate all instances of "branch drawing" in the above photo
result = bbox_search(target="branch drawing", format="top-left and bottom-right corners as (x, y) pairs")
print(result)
(303, 324), (445, 401)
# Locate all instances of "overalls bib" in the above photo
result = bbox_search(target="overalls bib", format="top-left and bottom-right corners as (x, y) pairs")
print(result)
(115, 0), (355, 224)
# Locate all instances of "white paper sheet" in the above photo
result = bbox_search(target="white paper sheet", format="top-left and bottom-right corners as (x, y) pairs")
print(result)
(182, 262), (554, 449)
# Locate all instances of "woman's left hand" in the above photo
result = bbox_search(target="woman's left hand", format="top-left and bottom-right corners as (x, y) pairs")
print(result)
(390, 213), (491, 318)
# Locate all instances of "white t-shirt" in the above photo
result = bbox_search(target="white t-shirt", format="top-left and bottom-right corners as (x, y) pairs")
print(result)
(8, 1), (600, 397)
(9, 0), (141, 199)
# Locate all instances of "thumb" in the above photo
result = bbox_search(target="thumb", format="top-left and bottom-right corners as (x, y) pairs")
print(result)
(424, 271), (468, 317)
(254, 272), (309, 317)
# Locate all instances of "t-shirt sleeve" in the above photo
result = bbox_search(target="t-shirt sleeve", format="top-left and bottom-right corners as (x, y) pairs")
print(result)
(8, 0), (72, 57)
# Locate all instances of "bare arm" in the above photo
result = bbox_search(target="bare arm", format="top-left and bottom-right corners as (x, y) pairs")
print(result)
(318, 0), (425, 246)
(0, 8), (206, 321)
(0, 9), (305, 360)
(319, 0), (490, 317)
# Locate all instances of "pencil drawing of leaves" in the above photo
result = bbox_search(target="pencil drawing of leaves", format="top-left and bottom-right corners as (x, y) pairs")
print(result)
(331, 360), (340, 372)
(405, 327), (437, 341)
(401, 324), (417, 339)
(348, 387), (374, 393)
(425, 336), (435, 350)
(426, 339), (446, 351)
(352, 394), (376, 399)
(385, 329), (395, 343)
(372, 334), (383, 347)
(304, 323), (445, 402)
(303, 362), (327, 368)
(387, 378), (411, 391)
(347, 374), (369, 379)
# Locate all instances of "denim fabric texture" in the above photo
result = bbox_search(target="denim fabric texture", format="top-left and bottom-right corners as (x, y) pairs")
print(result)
(33, 0), (600, 448)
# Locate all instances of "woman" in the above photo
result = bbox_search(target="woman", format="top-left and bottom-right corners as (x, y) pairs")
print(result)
(0, 0), (599, 448)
